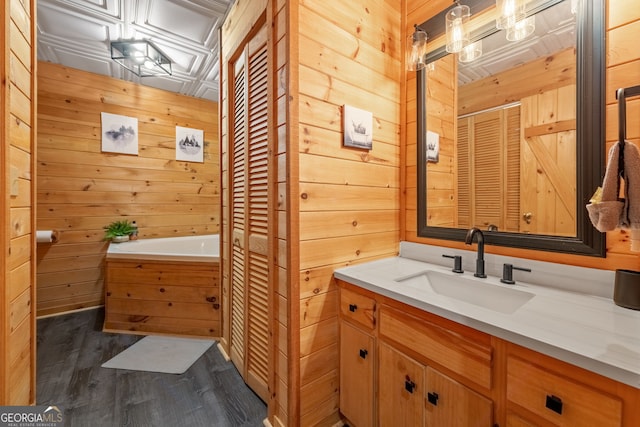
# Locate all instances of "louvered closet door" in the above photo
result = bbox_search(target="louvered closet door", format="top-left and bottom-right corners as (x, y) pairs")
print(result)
(228, 25), (270, 402)
(245, 34), (269, 400)
(230, 54), (247, 371)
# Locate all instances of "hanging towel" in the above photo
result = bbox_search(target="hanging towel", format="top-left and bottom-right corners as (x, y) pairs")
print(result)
(586, 142), (625, 232)
(587, 140), (640, 232)
(622, 141), (640, 228)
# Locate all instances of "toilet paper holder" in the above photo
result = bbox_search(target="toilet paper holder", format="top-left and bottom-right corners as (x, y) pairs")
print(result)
(36, 230), (59, 244)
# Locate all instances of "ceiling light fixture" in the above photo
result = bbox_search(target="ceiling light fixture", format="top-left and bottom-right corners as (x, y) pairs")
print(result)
(110, 40), (172, 77)
(495, 0), (526, 30)
(458, 40), (483, 63)
(505, 15), (536, 41)
(445, 2), (470, 54)
(407, 25), (428, 71)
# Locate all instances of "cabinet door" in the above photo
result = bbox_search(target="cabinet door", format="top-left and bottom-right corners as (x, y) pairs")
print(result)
(340, 322), (374, 427)
(378, 342), (424, 427)
(425, 367), (493, 427)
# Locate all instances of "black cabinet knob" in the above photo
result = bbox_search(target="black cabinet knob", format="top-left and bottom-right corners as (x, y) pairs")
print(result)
(405, 379), (416, 393)
(545, 394), (563, 414)
(348, 303), (357, 312)
(359, 349), (368, 359)
(427, 391), (439, 405)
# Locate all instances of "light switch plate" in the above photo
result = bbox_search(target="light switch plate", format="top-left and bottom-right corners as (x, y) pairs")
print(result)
(10, 166), (19, 196)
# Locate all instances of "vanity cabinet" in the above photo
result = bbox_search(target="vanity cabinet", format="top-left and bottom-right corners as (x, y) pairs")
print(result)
(339, 280), (494, 426)
(338, 279), (640, 427)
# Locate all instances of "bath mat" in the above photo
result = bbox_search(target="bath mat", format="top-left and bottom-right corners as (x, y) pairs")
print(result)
(101, 336), (215, 374)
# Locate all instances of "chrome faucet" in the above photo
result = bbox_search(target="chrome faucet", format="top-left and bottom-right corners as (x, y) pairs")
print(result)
(465, 227), (486, 278)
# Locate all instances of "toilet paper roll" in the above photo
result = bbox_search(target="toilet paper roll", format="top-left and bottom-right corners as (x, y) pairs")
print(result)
(36, 230), (58, 243)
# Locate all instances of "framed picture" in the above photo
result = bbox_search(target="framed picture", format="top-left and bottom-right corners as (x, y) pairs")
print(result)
(426, 130), (440, 163)
(343, 105), (373, 150)
(101, 112), (138, 155)
(176, 126), (204, 163)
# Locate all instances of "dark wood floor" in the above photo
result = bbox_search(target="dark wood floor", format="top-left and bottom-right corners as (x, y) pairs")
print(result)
(37, 308), (267, 427)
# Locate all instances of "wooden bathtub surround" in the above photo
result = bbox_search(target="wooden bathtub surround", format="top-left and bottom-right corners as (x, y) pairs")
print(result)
(338, 280), (640, 427)
(104, 259), (220, 337)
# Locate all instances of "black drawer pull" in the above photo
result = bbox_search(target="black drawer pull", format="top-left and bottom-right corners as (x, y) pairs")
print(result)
(359, 349), (368, 359)
(405, 379), (416, 394)
(546, 394), (563, 414)
(348, 303), (357, 312)
(427, 391), (439, 405)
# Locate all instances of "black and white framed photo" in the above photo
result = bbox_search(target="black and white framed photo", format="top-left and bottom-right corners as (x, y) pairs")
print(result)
(426, 130), (440, 163)
(343, 105), (373, 150)
(101, 112), (138, 155)
(176, 126), (204, 163)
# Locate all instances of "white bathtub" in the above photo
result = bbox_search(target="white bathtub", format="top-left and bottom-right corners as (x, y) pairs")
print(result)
(106, 234), (219, 263)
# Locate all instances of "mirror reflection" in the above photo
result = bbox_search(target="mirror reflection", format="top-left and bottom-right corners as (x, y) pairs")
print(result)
(416, 0), (605, 256)
(424, 0), (577, 237)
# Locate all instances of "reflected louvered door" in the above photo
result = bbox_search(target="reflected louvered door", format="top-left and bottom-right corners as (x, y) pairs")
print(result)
(505, 107), (521, 232)
(245, 35), (269, 400)
(230, 53), (247, 371)
(228, 25), (270, 402)
(458, 108), (520, 231)
(457, 119), (471, 228)
(472, 111), (502, 229)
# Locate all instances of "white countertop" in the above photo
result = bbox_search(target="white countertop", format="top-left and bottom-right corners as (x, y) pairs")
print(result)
(334, 245), (640, 389)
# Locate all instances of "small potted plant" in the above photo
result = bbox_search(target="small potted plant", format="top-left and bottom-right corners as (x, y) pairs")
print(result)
(104, 220), (135, 243)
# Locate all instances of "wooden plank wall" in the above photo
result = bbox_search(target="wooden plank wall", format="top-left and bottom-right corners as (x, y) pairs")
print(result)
(1, 0), (37, 405)
(294, 0), (402, 425)
(404, 0), (640, 271)
(36, 63), (219, 316)
(273, 0), (289, 425)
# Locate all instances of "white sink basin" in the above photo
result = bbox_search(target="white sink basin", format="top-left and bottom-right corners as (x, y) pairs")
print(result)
(397, 270), (534, 314)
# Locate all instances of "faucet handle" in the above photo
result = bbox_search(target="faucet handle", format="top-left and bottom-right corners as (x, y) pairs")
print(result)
(442, 254), (463, 273)
(500, 263), (532, 284)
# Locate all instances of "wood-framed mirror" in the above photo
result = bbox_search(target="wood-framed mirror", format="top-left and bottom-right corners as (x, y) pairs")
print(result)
(416, 0), (606, 256)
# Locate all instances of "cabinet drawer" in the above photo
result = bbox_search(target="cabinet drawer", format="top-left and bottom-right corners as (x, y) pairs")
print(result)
(340, 287), (376, 330)
(379, 305), (492, 389)
(507, 356), (622, 427)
